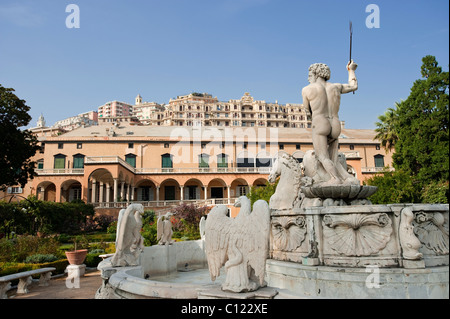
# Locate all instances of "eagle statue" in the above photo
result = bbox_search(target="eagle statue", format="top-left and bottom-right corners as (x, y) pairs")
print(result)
(111, 204), (145, 267)
(204, 196), (271, 293)
(157, 212), (174, 245)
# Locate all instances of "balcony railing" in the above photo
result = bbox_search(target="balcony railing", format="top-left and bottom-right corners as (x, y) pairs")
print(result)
(134, 167), (271, 174)
(35, 168), (84, 175)
(93, 198), (237, 209)
(361, 167), (394, 173)
(342, 151), (361, 159)
(85, 156), (136, 172)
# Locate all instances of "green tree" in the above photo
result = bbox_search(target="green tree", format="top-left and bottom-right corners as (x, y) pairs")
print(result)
(0, 84), (40, 191)
(393, 56), (449, 185)
(369, 55), (449, 203)
(374, 105), (399, 152)
(247, 180), (278, 206)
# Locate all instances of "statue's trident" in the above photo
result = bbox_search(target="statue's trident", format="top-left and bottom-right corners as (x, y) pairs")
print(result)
(349, 20), (355, 94)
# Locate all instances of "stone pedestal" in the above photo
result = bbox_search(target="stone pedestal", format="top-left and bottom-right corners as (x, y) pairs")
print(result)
(403, 259), (426, 269)
(141, 244), (177, 278)
(66, 264), (86, 278)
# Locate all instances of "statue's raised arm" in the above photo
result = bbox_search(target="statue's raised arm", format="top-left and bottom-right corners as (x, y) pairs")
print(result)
(341, 60), (358, 94)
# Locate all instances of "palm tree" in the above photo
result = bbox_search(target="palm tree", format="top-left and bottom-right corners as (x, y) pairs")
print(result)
(374, 104), (399, 152)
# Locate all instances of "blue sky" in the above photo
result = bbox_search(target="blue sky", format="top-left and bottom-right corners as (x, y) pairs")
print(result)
(0, 0), (448, 130)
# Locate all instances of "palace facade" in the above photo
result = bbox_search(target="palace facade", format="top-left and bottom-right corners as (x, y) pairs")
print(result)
(3, 121), (393, 213)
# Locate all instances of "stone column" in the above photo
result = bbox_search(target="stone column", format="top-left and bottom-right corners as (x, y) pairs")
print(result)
(131, 186), (135, 201)
(156, 186), (160, 205)
(204, 186), (208, 200)
(126, 184), (131, 201)
(120, 182), (125, 201)
(91, 180), (97, 203)
(99, 182), (104, 203)
(106, 184), (111, 203)
(180, 185), (184, 201)
(227, 185), (231, 204)
(113, 179), (118, 203)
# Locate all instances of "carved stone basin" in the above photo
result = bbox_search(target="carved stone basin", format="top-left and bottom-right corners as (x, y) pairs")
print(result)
(301, 185), (378, 199)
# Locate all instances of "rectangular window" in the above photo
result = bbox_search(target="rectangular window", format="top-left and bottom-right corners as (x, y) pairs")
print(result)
(128, 143), (134, 149)
(54, 157), (65, 169)
(199, 155), (209, 168)
(217, 155), (228, 168)
(162, 155), (173, 168)
(77, 143), (82, 149)
(7, 187), (23, 194)
(374, 156), (385, 168)
(73, 156), (84, 169)
(126, 156), (136, 168)
(296, 144), (301, 150)
(279, 144), (284, 150)
(58, 143), (63, 149)
(350, 145), (355, 150)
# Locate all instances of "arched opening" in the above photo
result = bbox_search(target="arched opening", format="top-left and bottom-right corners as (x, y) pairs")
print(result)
(160, 179), (180, 201)
(61, 180), (82, 202)
(184, 178), (204, 200)
(231, 178), (249, 198)
(208, 178), (227, 199)
(135, 179), (157, 201)
(37, 182), (56, 202)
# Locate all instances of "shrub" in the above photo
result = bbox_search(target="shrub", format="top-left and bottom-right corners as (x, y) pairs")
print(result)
(84, 253), (102, 267)
(94, 215), (116, 232)
(5, 235), (62, 263)
(422, 180), (449, 204)
(171, 204), (211, 240)
(107, 220), (117, 234)
(0, 196), (95, 237)
(24, 254), (58, 264)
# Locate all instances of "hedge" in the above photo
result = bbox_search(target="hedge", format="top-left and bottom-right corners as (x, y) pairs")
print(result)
(0, 259), (69, 277)
(0, 197), (95, 238)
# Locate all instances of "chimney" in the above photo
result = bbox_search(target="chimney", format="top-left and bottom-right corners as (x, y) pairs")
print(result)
(340, 121), (345, 129)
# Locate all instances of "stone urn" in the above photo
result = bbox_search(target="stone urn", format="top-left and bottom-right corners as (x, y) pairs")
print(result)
(65, 249), (88, 265)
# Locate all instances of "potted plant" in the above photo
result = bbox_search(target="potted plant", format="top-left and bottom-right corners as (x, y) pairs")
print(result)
(65, 235), (89, 265)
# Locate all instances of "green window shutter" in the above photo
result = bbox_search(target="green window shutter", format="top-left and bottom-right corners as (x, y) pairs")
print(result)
(217, 154), (228, 168)
(374, 155), (385, 168)
(126, 155), (136, 168)
(73, 156), (84, 168)
(54, 156), (65, 169)
(162, 155), (173, 168)
(199, 155), (209, 168)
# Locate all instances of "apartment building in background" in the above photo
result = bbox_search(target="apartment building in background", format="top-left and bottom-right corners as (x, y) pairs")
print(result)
(53, 111), (99, 131)
(98, 101), (134, 118)
(133, 92), (312, 129)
